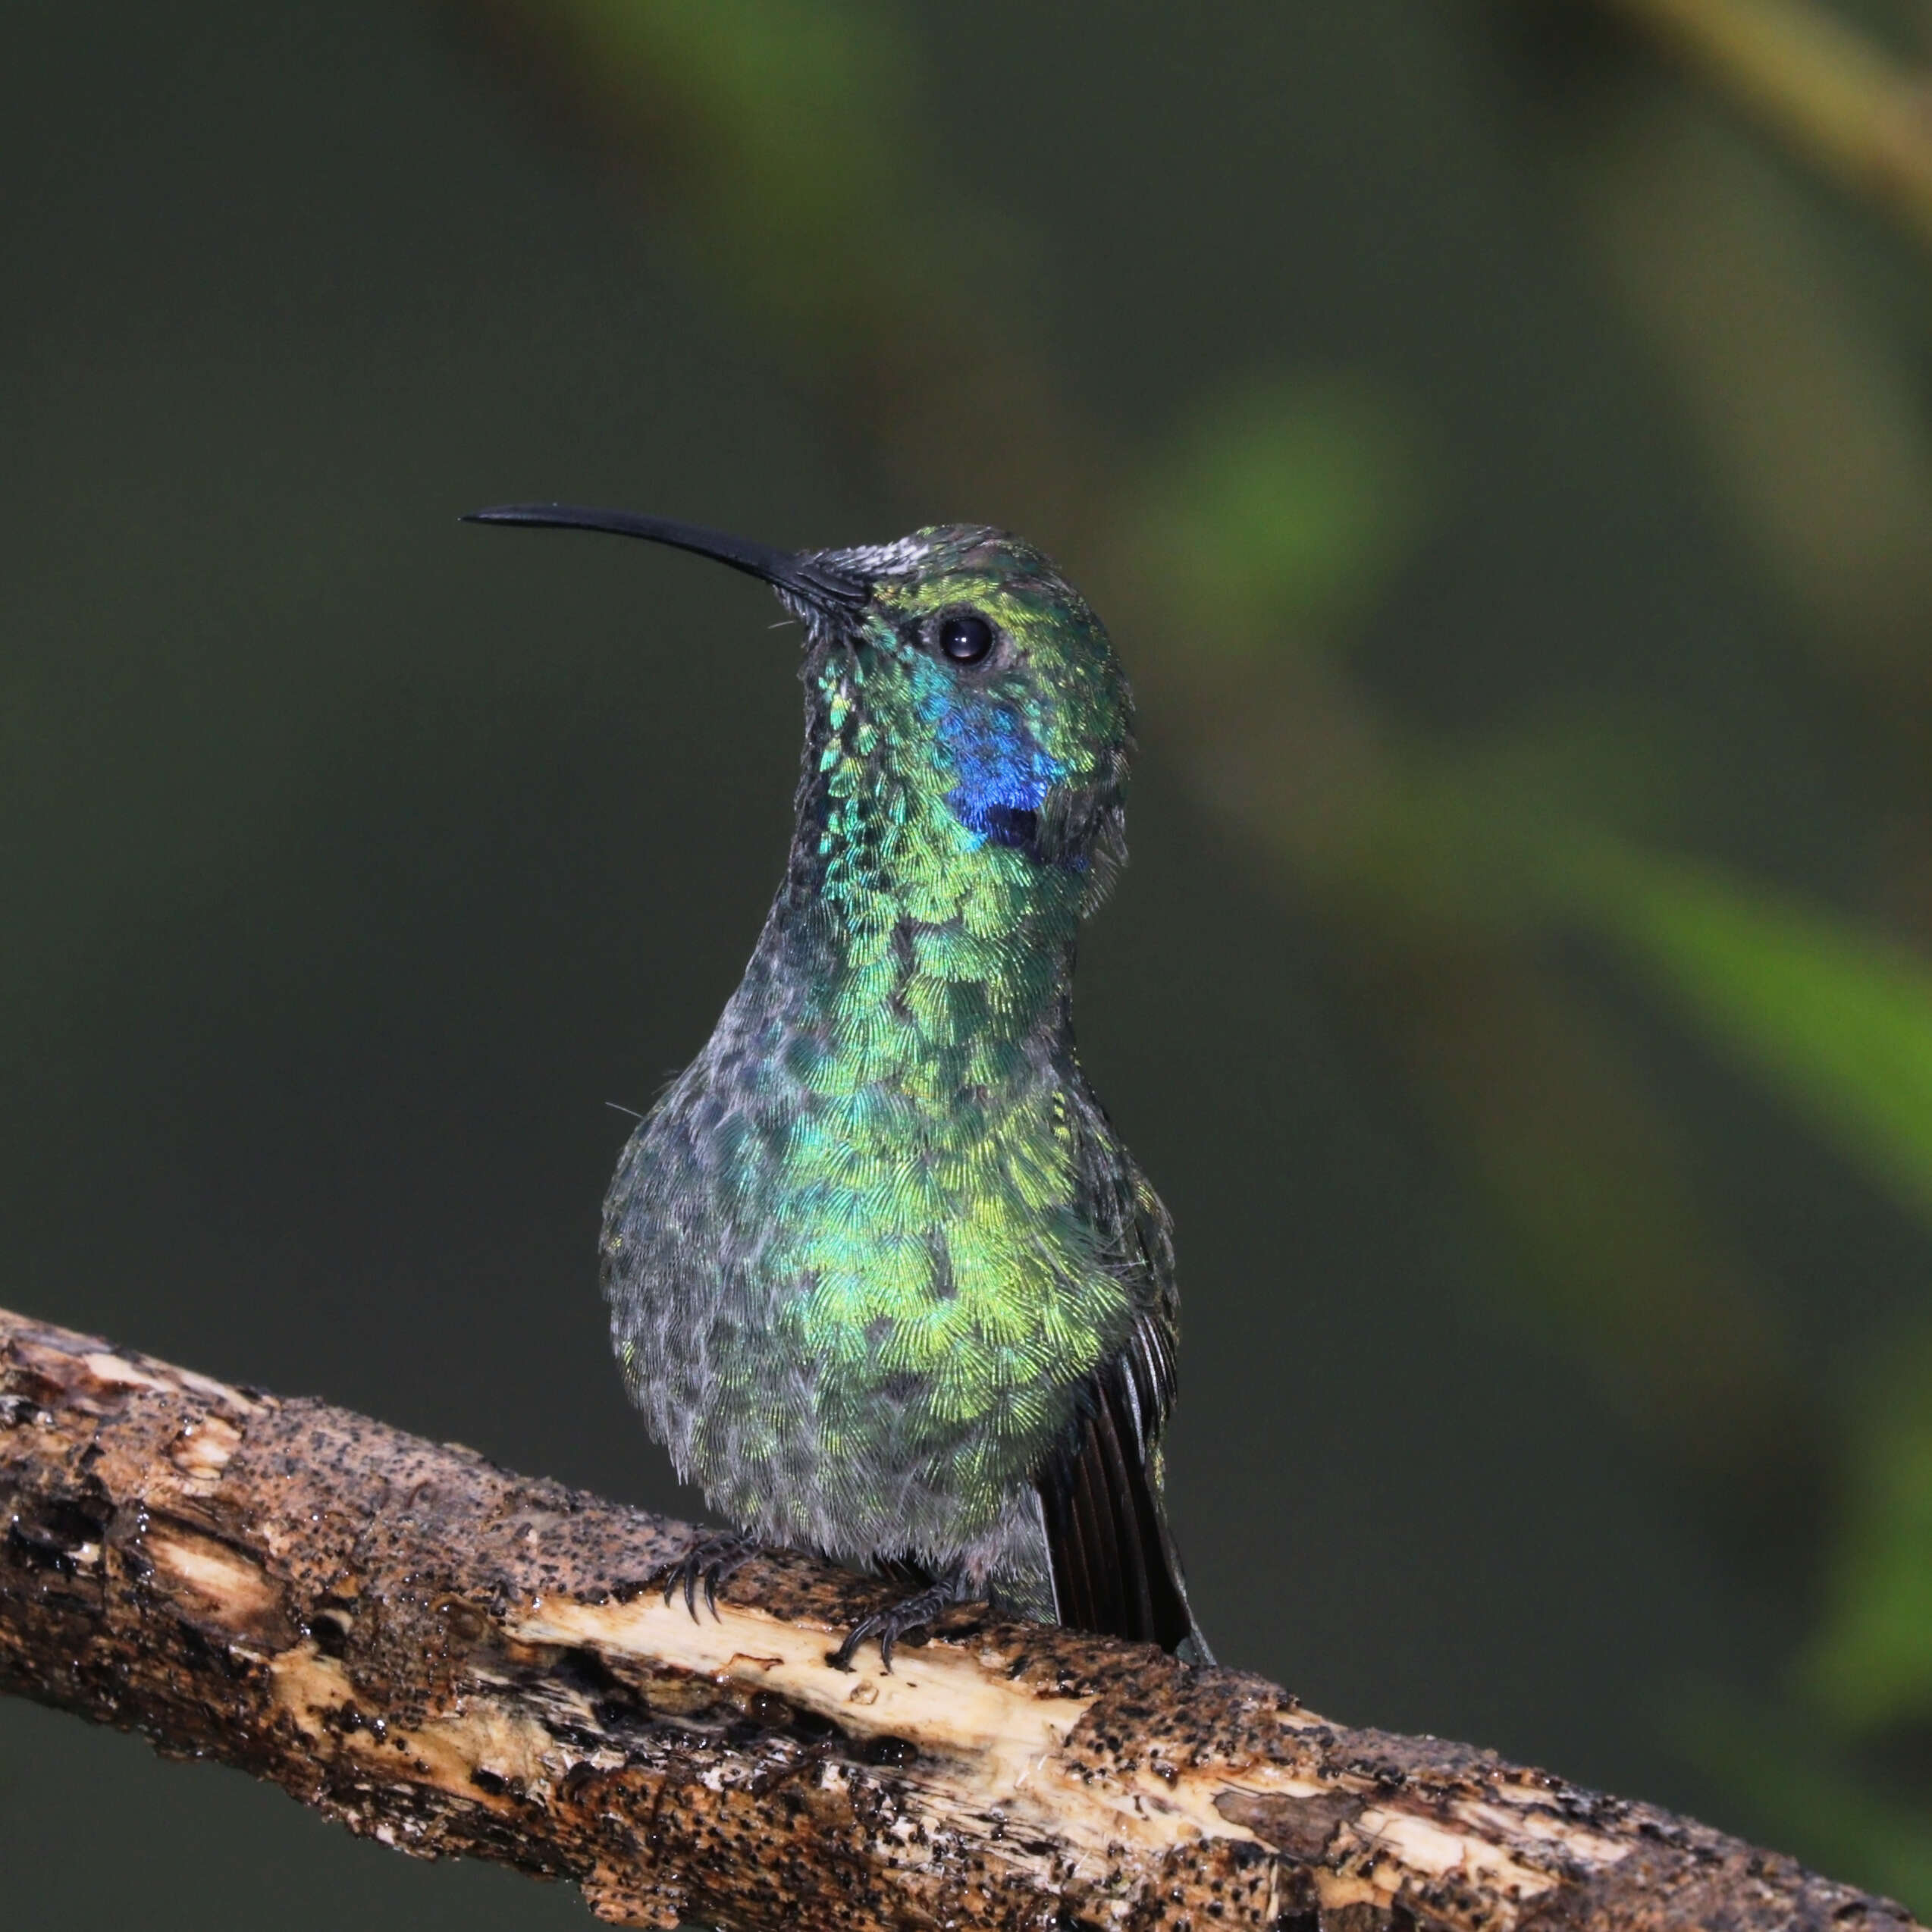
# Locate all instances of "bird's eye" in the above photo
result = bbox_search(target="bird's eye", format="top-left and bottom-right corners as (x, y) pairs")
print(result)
(937, 612), (994, 664)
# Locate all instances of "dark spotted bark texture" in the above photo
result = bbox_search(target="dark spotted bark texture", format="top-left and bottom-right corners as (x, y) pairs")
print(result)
(0, 1305), (1916, 1932)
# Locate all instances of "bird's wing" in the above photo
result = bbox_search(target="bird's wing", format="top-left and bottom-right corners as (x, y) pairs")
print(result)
(1034, 1312), (1208, 1653)
(1034, 1106), (1212, 1658)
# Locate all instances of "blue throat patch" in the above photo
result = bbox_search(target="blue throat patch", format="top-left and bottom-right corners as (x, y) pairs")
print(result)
(937, 701), (1065, 852)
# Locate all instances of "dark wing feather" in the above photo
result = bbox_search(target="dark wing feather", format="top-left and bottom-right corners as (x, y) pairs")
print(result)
(1037, 1319), (1203, 1654)
(1037, 1093), (1210, 1658)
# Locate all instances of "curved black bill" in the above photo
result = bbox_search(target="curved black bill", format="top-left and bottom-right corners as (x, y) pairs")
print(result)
(463, 502), (870, 610)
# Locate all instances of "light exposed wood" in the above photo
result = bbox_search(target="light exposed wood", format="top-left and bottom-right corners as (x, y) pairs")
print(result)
(0, 1304), (1916, 1930)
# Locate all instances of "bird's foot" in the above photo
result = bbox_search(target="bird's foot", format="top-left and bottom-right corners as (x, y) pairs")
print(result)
(654, 1529), (757, 1621)
(828, 1570), (968, 1673)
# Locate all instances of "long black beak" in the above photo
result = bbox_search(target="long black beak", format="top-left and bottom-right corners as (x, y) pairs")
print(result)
(463, 502), (870, 611)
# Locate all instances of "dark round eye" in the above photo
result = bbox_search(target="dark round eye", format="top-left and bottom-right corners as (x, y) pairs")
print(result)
(936, 612), (994, 664)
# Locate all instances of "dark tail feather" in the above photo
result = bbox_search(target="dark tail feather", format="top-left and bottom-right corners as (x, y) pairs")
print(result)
(1037, 1349), (1212, 1661)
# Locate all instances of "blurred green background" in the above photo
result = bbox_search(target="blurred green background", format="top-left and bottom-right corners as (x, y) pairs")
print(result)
(8, 0), (1932, 1920)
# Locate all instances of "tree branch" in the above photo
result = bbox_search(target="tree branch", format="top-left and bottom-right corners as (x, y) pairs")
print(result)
(1595, 0), (1932, 249)
(0, 1305), (1913, 1931)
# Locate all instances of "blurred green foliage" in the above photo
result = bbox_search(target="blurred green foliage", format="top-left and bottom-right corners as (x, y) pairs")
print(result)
(1140, 372), (1425, 651)
(1806, 1328), (1932, 1732)
(1570, 844), (1932, 1228)
(542, 0), (941, 334)
(477, 0), (1932, 1906)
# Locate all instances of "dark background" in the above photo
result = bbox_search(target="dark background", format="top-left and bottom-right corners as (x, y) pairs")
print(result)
(8, 1), (1932, 1922)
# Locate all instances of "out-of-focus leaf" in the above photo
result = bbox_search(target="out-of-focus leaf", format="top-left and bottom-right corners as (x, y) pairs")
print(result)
(1802, 1328), (1932, 1734)
(1329, 714), (1692, 933)
(503, 0), (1002, 346)
(1671, 1683), (1932, 1915)
(1139, 372), (1424, 652)
(1559, 839), (1932, 1225)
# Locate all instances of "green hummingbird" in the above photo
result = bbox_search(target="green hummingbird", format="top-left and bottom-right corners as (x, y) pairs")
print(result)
(468, 502), (1209, 1667)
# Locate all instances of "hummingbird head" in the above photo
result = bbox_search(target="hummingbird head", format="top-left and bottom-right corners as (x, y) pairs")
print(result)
(801, 524), (1132, 898)
(466, 506), (1134, 905)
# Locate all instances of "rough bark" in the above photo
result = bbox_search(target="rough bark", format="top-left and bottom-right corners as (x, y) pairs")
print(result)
(0, 1305), (1914, 1932)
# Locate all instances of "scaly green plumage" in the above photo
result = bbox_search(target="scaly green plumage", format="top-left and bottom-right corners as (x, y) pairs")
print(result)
(469, 503), (1206, 1658)
(768, 570), (1128, 1450)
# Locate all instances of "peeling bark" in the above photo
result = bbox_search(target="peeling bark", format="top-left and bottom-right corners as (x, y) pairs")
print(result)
(0, 1306), (1915, 1932)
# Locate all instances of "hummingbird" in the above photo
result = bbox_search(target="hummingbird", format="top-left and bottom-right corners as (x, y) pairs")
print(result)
(468, 502), (1210, 1667)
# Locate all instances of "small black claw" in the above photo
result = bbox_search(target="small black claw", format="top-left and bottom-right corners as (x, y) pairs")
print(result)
(654, 1532), (755, 1623)
(826, 1575), (965, 1673)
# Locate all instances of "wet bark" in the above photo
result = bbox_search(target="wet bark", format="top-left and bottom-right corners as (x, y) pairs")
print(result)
(0, 1304), (1915, 1932)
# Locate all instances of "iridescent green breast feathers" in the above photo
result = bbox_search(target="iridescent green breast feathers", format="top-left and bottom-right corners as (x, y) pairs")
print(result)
(468, 503), (1209, 1662)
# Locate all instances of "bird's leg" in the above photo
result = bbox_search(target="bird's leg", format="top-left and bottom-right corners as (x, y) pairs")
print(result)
(653, 1529), (758, 1621)
(827, 1566), (970, 1673)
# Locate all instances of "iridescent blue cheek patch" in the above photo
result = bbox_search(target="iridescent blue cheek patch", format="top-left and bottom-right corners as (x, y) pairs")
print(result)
(937, 700), (1065, 852)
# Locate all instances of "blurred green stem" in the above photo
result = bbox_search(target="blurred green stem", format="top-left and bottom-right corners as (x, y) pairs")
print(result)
(1579, 90), (1932, 707)
(1599, 0), (1932, 249)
